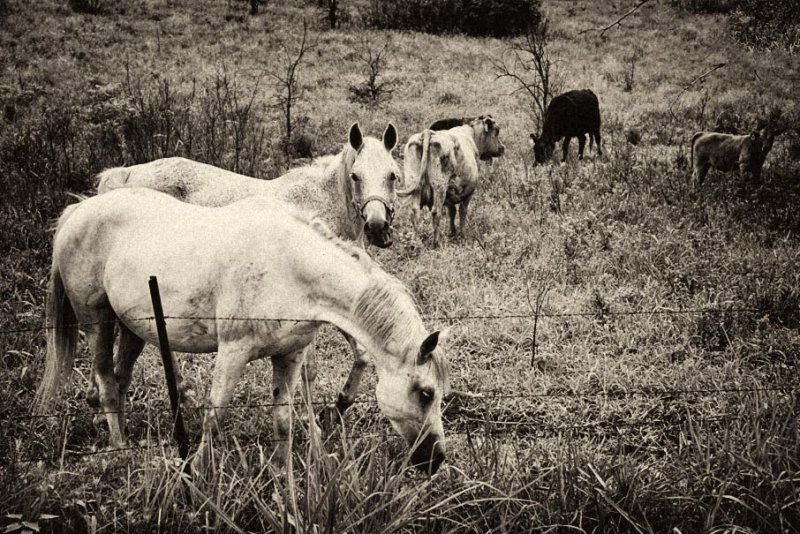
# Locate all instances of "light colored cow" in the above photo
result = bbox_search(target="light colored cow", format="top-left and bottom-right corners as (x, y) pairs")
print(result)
(398, 127), (480, 246)
(430, 115), (506, 161)
(691, 128), (779, 191)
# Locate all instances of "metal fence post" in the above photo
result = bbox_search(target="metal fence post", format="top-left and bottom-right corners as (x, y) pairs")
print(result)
(148, 276), (190, 461)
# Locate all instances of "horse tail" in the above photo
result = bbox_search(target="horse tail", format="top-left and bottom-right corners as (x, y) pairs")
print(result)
(419, 129), (434, 210)
(34, 204), (80, 414)
(96, 166), (131, 194)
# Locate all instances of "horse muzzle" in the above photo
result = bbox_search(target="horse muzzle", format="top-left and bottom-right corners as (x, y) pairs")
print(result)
(361, 197), (394, 248)
(410, 434), (445, 475)
(364, 220), (393, 248)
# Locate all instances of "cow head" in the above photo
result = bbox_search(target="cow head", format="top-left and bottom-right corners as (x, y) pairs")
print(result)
(470, 116), (505, 160)
(529, 133), (554, 165)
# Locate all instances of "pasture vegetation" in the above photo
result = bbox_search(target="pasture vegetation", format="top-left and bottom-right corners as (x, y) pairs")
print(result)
(1, 0), (799, 531)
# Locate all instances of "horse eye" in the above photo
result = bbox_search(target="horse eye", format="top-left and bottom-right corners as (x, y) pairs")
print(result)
(389, 172), (397, 182)
(418, 388), (434, 405)
(350, 172), (360, 182)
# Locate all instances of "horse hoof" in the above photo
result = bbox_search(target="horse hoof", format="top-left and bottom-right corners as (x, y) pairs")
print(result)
(180, 388), (198, 408)
(93, 414), (107, 427)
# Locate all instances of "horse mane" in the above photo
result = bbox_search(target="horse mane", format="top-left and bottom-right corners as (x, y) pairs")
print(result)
(308, 216), (372, 269)
(352, 274), (449, 387)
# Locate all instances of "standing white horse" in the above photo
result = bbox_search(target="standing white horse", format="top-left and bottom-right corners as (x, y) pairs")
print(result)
(35, 188), (449, 472)
(97, 123), (399, 248)
(96, 123), (400, 416)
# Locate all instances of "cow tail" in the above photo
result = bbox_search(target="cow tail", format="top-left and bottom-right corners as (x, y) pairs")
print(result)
(96, 167), (131, 194)
(419, 129), (434, 210)
(690, 132), (703, 167)
(34, 205), (80, 414)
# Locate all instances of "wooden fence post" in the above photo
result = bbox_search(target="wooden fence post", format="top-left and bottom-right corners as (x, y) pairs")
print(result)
(149, 276), (190, 461)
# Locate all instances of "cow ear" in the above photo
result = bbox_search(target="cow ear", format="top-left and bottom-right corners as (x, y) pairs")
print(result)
(383, 123), (398, 151)
(529, 133), (538, 145)
(349, 123), (363, 150)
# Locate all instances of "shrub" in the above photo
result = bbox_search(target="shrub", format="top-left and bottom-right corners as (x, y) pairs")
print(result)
(671, 0), (800, 50)
(728, 0), (800, 50)
(368, 0), (542, 38)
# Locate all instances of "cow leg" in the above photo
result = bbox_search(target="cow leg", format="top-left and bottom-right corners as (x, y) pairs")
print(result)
(594, 130), (602, 158)
(113, 323), (146, 437)
(561, 138), (571, 163)
(458, 192), (474, 236)
(446, 201), (457, 237)
(89, 314), (125, 448)
(408, 202), (421, 240)
(692, 163), (710, 191)
(578, 135), (587, 160)
(335, 331), (370, 416)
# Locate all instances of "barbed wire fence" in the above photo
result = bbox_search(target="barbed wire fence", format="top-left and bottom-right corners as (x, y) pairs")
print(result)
(0, 304), (797, 467)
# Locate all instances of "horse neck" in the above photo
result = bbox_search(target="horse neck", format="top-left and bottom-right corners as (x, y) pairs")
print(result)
(314, 269), (425, 371)
(325, 146), (361, 241)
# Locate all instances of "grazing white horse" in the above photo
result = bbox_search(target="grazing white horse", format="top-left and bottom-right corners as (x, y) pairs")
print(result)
(34, 188), (449, 472)
(96, 123), (401, 417)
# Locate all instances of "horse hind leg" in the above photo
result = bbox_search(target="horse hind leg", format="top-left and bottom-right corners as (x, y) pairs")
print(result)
(88, 313), (125, 448)
(113, 323), (146, 437)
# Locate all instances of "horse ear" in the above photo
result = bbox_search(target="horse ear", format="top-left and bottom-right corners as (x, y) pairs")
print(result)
(349, 123), (363, 150)
(383, 123), (398, 151)
(417, 331), (441, 365)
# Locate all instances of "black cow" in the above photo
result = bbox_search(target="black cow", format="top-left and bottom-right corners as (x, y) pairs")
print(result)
(530, 89), (602, 164)
(430, 117), (472, 131)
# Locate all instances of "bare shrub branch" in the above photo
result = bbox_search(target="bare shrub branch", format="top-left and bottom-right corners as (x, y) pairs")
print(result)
(491, 20), (562, 130)
(348, 37), (394, 106)
(268, 20), (314, 158)
(578, 0), (652, 37)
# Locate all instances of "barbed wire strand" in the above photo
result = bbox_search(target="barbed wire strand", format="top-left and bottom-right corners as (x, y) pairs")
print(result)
(0, 305), (766, 336)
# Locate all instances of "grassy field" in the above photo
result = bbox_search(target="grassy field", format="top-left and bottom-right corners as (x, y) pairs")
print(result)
(1, 0), (799, 531)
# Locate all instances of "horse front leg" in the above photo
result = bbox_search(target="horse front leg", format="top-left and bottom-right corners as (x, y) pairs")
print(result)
(335, 331), (370, 417)
(195, 343), (253, 470)
(271, 349), (306, 469)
